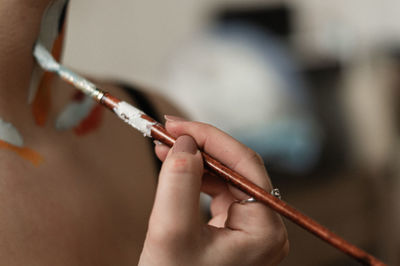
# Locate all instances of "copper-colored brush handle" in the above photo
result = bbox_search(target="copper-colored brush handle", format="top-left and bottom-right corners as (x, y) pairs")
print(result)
(149, 123), (385, 266)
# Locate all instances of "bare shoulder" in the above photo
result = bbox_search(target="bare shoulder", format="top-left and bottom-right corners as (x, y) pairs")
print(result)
(0, 78), (163, 265)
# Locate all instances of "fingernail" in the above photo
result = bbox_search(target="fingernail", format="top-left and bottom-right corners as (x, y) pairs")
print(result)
(164, 115), (187, 122)
(172, 135), (197, 155)
(153, 140), (163, 145)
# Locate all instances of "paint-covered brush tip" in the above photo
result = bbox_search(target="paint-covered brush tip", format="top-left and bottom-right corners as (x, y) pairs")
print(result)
(33, 43), (101, 100)
(33, 43), (60, 72)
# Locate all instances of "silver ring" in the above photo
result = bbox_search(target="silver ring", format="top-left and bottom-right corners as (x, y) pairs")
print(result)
(240, 188), (281, 204)
(240, 197), (257, 204)
(271, 188), (282, 200)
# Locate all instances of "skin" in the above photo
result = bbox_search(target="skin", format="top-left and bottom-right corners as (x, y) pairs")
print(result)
(0, 1), (288, 265)
(0, 1), (178, 265)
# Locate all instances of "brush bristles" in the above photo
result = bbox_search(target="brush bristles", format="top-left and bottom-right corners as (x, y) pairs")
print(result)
(33, 43), (99, 100)
(33, 43), (60, 72)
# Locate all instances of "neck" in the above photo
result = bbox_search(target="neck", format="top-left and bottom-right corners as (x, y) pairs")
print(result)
(0, 1), (52, 101)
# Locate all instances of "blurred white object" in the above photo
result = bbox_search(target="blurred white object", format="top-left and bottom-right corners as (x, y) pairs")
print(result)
(163, 24), (321, 173)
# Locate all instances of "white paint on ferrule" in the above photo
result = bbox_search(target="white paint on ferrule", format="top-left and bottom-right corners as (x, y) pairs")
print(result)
(0, 118), (24, 147)
(113, 101), (156, 137)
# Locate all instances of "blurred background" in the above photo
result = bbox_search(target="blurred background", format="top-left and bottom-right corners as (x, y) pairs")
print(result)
(63, 0), (400, 265)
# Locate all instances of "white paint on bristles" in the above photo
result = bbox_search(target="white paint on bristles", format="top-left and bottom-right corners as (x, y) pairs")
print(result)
(34, 44), (61, 72)
(113, 101), (156, 137)
(0, 118), (24, 147)
(34, 44), (98, 98)
(55, 96), (96, 130)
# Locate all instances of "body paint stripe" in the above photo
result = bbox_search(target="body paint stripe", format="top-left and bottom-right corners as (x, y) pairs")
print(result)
(56, 91), (105, 136)
(0, 140), (44, 166)
(28, 0), (69, 104)
(74, 104), (104, 136)
(32, 72), (53, 126)
(0, 119), (24, 147)
(0, 119), (43, 166)
(32, 23), (67, 126)
(55, 92), (95, 130)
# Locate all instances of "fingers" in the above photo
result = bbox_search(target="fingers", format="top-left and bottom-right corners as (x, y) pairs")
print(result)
(161, 118), (287, 253)
(148, 135), (203, 236)
(226, 201), (285, 235)
(207, 191), (235, 228)
(154, 140), (169, 160)
(149, 120), (289, 266)
(155, 143), (228, 197)
(163, 117), (272, 199)
(220, 201), (288, 265)
(155, 118), (284, 228)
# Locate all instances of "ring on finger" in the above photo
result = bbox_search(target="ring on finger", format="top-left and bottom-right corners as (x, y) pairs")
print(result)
(270, 188), (282, 200)
(240, 188), (282, 204)
(240, 197), (257, 204)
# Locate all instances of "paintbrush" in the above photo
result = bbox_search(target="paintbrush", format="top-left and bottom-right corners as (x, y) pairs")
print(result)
(33, 43), (385, 266)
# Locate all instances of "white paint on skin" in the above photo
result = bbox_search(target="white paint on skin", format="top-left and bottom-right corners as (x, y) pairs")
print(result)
(55, 96), (95, 130)
(0, 118), (24, 147)
(113, 101), (156, 137)
(28, 0), (69, 103)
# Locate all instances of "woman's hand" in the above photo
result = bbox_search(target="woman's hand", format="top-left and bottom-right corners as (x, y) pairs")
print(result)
(139, 117), (289, 266)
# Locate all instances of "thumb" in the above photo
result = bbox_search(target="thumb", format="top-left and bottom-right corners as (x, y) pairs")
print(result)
(148, 135), (203, 234)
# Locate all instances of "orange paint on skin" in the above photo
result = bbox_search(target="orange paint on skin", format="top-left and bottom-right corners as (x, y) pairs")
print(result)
(32, 72), (53, 126)
(74, 104), (104, 136)
(51, 21), (66, 62)
(0, 140), (44, 166)
(56, 91), (105, 136)
(32, 21), (66, 126)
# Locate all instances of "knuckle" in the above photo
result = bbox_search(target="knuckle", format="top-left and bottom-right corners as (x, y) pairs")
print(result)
(197, 121), (217, 130)
(252, 227), (289, 263)
(200, 122), (225, 137)
(270, 225), (289, 247)
(254, 223), (288, 251)
(189, 121), (217, 136)
(282, 239), (290, 258)
(247, 148), (265, 166)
